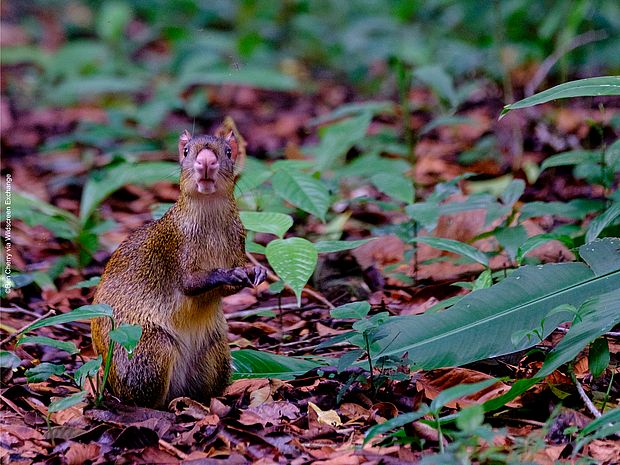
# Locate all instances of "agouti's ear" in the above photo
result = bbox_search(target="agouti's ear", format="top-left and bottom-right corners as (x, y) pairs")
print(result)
(225, 131), (239, 163)
(178, 129), (192, 162)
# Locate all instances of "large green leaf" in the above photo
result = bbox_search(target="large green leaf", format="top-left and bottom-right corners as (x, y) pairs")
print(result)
(500, 76), (620, 118)
(17, 336), (79, 355)
(411, 237), (489, 267)
(313, 239), (374, 253)
(537, 289), (620, 378)
(371, 172), (415, 204)
(231, 349), (327, 380)
(25, 362), (66, 383)
(272, 170), (330, 221)
(109, 324), (142, 357)
(21, 304), (113, 334)
(179, 67), (299, 91)
(313, 112), (372, 170)
(80, 161), (179, 222)
(266, 237), (318, 306)
(4, 192), (80, 240)
(371, 238), (620, 369)
(240, 211), (293, 238)
(540, 150), (600, 172)
(586, 203), (620, 244)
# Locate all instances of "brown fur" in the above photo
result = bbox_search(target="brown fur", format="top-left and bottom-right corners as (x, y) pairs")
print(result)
(91, 130), (246, 408)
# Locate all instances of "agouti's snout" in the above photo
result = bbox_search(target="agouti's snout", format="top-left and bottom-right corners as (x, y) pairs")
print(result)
(194, 149), (219, 194)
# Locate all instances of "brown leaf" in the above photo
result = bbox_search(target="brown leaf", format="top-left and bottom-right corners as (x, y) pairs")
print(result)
(64, 442), (101, 465)
(418, 368), (520, 408)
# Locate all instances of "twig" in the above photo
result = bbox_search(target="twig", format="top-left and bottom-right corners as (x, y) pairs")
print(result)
(158, 438), (188, 460)
(245, 252), (334, 309)
(226, 303), (299, 320)
(571, 371), (601, 418)
(0, 309), (56, 346)
(554, 327), (620, 338)
(525, 30), (608, 97)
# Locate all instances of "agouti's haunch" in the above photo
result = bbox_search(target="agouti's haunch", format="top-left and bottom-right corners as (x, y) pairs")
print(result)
(91, 127), (265, 408)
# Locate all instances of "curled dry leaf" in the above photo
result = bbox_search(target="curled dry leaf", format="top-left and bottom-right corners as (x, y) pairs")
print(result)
(418, 368), (520, 408)
(308, 401), (342, 427)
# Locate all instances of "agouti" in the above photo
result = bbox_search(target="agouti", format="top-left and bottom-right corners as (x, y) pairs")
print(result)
(91, 126), (265, 408)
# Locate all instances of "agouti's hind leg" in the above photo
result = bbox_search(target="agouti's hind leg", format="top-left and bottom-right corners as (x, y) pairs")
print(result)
(192, 335), (231, 403)
(108, 326), (176, 408)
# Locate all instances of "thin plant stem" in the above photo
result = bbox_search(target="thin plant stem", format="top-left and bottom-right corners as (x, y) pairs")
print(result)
(364, 332), (375, 395)
(96, 318), (116, 405)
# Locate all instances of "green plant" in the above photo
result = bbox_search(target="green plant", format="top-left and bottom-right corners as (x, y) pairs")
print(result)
(8, 304), (142, 411)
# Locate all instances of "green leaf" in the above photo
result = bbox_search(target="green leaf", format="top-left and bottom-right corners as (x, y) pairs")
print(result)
(411, 237), (489, 267)
(266, 238), (318, 306)
(240, 211), (293, 238)
(179, 67), (298, 91)
(48, 391), (88, 413)
(97, 1), (132, 42)
(330, 302), (371, 319)
(371, 173), (414, 204)
(51, 76), (145, 104)
(541, 150), (600, 172)
(370, 238), (620, 370)
(74, 356), (102, 388)
(586, 203), (620, 243)
(588, 338), (610, 378)
(313, 112), (372, 170)
(272, 170), (330, 221)
(69, 277), (101, 290)
(25, 363), (66, 382)
(500, 76), (620, 118)
(516, 233), (573, 264)
(580, 237), (620, 275)
(109, 324), (142, 357)
(537, 289), (620, 378)
(17, 336), (79, 355)
(574, 407), (620, 455)
(4, 192), (80, 240)
(520, 199), (603, 220)
(456, 404), (485, 432)
(0, 351), (21, 369)
(80, 161), (178, 222)
(313, 239), (374, 253)
(20, 305), (113, 334)
(337, 349), (364, 373)
(414, 66), (458, 108)
(364, 408), (429, 444)
(308, 101), (395, 126)
(231, 349), (327, 380)
(430, 379), (499, 412)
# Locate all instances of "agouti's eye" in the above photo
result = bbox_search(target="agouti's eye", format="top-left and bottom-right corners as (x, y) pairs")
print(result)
(225, 147), (232, 158)
(183, 147), (189, 158)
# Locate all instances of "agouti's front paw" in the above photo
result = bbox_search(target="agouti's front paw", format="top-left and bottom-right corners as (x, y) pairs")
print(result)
(227, 266), (267, 287)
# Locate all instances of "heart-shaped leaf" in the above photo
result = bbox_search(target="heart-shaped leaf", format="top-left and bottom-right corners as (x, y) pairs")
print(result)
(266, 237), (318, 306)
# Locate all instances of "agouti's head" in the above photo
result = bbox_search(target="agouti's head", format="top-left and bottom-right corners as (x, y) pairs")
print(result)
(177, 129), (239, 196)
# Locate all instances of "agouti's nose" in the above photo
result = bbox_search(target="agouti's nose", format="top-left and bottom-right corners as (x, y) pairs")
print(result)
(195, 149), (219, 179)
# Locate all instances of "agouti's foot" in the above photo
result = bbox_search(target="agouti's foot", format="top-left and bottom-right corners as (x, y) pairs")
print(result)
(227, 266), (267, 287)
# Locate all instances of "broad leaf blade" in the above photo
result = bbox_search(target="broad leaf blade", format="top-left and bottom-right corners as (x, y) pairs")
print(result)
(272, 170), (330, 221)
(537, 289), (620, 378)
(371, 238), (620, 369)
(412, 237), (489, 267)
(109, 324), (143, 357)
(314, 239), (374, 253)
(371, 172), (414, 204)
(266, 237), (318, 306)
(240, 211), (293, 238)
(501, 76), (620, 118)
(17, 336), (79, 355)
(80, 161), (178, 222)
(232, 349), (327, 380)
(21, 304), (113, 334)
